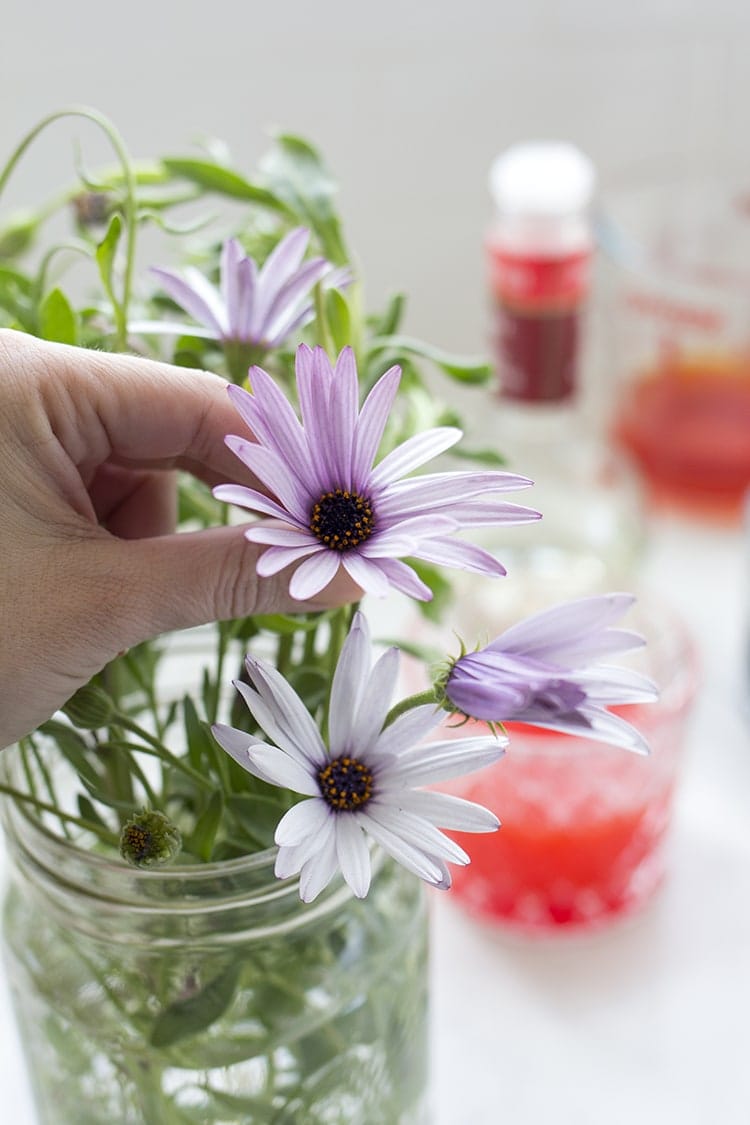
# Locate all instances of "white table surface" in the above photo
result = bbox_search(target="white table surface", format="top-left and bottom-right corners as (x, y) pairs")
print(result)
(1, 512), (749, 1124)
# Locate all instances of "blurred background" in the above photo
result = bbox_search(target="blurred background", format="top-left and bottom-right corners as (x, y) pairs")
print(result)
(2, 0), (750, 354)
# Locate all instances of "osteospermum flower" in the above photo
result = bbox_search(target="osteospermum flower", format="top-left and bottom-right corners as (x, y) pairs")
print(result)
(212, 612), (504, 902)
(442, 593), (659, 753)
(150, 228), (347, 348)
(213, 344), (540, 601)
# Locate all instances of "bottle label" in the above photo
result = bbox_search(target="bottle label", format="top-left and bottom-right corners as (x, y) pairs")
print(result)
(488, 246), (591, 306)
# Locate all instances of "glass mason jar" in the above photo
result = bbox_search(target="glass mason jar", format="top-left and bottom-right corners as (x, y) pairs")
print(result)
(1, 793), (429, 1125)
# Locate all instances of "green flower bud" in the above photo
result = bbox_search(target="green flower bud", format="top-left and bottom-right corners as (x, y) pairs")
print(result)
(62, 683), (116, 729)
(120, 809), (182, 868)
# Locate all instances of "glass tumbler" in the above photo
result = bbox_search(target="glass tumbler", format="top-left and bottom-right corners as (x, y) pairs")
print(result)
(440, 599), (698, 934)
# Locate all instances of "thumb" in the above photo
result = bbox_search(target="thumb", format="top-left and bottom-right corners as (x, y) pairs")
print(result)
(102, 526), (357, 647)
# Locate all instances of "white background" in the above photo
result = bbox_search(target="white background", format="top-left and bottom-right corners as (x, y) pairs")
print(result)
(3, 0), (750, 355)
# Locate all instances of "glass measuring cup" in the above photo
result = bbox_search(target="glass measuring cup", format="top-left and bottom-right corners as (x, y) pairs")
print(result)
(598, 172), (750, 520)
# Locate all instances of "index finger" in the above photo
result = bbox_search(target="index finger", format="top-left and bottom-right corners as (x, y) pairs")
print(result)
(3, 330), (255, 486)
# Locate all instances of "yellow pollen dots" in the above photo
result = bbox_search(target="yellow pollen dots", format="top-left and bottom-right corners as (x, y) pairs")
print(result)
(317, 756), (374, 811)
(309, 488), (374, 552)
(121, 825), (150, 861)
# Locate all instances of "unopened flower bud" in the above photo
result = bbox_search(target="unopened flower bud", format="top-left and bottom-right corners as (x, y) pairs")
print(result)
(62, 682), (116, 729)
(120, 809), (182, 868)
(72, 191), (111, 227)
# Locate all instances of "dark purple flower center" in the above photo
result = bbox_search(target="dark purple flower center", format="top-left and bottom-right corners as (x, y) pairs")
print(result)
(317, 755), (374, 811)
(309, 489), (374, 552)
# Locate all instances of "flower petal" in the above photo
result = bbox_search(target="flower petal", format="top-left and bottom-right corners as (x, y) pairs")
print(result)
(288, 549), (341, 600)
(372, 703), (445, 759)
(214, 484), (304, 526)
(244, 745), (320, 793)
(255, 543), (321, 576)
(150, 267), (226, 337)
(340, 553), (393, 597)
(369, 427), (462, 487)
(210, 723), (264, 768)
(370, 558), (433, 600)
(352, 365), (401, 487)
(275, 798), (331, 846)
(299, 828), (340, 902)
(365, 804), (470, 866)
(357, 812), (446, 885)
(411, 536), (507, 577)
(351, 646), (400, 756)
(243, 660), (328, 766)
(328, 612), (372, 757)
(388, 735), (506, 786)
(251, 227), (310, 334)
(334, 815), (372, 898)
(381, 788), (500, 832)
(227, 375), (309, 478)
(494, 594), (637, 660)
(224, 436), (309, 521)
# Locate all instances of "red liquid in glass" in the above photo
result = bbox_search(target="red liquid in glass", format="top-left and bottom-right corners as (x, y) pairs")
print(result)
(614, 353), (750, 518)
(444, 721), (677, 932)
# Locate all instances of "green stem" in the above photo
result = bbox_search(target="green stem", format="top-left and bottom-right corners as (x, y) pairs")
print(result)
(0, 105), (137, 349)
(30, 741), (73, 840)
(114, 717), (216, 792)
(384, 689), (440, 729)
(312, 281), (335, 355)
(275, 632), (294, 680)
(31, 240), (92, 327)
(0, 782), (119, 845)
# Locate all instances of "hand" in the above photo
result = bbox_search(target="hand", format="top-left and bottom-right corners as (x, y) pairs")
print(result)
(0, 330), (357, 749)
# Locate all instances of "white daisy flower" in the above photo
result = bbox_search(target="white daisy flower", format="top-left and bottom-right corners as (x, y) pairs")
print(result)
(212, 612), (504, 902)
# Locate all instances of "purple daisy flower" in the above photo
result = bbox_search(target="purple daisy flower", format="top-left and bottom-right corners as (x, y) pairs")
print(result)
(150, 228), (348, 348)
(212, 612), (504, 902)
(213, 344), (540, 601)
(443, 593), (659, 753)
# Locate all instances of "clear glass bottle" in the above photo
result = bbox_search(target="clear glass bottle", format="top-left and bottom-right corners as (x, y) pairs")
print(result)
(459, 141), (645, 627)
(1, 779), (428, 1125)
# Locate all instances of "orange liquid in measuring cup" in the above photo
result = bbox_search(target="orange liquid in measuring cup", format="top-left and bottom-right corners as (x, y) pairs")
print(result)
(614, 353), (750, 518)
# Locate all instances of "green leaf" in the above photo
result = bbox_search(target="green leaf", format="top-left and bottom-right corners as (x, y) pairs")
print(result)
(324, 286), (352, 352)
(369, 334), (492, 384)
(161, 158), (291, 214)
(253, 612), (327, 636)
(369, 292), (406, 338)
(0, 209), (38, 258)
(149, 962), (240, 1048)
(226, 793), (283, 849)
(448, 445), (508, 467)
(182, 695), (216, 773)
(38, 720), (101, 790)
(38, 287), (79, 345)
(259, 134), (348, 264)
(95, 213), (122, 304)
(76, 794), (109, 829)
(188, 789), (224, 861)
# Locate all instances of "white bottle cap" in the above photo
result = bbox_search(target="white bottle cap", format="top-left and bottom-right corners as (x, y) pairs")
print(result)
(489, 141), (596, 218)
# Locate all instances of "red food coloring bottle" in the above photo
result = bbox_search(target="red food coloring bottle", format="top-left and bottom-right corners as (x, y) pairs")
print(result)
(486, 141), (596, 405)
